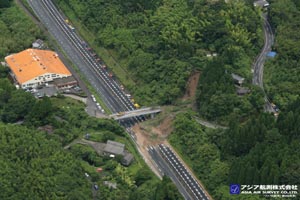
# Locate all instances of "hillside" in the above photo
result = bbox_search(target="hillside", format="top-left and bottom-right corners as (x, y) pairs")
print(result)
(0, 1), (183, 199)
(264, 0), (300, 109)
(55, 0), (262, 113)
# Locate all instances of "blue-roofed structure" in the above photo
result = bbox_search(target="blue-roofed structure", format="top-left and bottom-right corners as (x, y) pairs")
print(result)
(267, 51), (277, 58)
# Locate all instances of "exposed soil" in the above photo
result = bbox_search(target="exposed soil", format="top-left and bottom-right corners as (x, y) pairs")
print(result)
(131, 115), (174, 178)
(182, 71), (201, 101)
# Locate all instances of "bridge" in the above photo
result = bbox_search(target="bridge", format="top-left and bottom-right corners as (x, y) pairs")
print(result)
(110, 107), (162, 120)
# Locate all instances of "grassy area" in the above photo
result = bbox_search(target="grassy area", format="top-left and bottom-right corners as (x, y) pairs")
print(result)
(54, 1), (136, 90)
(51, 96), (85, 109)
(115, 134), (146, 174)
(80, 130), (157, 179)
(19, 0), (35, 14)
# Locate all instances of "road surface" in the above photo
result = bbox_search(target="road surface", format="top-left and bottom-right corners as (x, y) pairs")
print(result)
(25, 1), (209, 198)
(27, 0), (135, 115)
(194, 117), (228, 129)
(148, 146), (195, 200)
(252, 13), (276, 113)
(149, 144), (210, 200)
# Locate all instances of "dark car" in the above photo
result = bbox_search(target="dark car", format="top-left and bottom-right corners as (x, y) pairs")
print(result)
(94, 184), (99, 190)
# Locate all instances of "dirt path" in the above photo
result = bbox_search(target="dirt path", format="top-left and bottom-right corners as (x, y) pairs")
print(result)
(131, 115), (174, 179)
(133, 116), (213, 199)
(182, 71), (201, 101)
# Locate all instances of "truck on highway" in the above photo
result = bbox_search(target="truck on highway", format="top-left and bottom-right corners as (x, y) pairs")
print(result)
(68, 25), (75, 31)
(117, 112), (124, 116)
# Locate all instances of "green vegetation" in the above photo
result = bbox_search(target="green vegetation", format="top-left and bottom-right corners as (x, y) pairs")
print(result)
(0, 1), (43, 58)
(0, 1), (183, 199)
(264, 0), (300, 109)
(55, 0), (264, 124)
(170, 108), (300, 199)
(197, 59), (265, 124)
(0, 124), (91, 199)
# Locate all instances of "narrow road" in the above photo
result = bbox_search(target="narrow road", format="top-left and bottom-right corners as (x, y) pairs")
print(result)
(194, 117), (228, 129)
(252, 13), (275, 113)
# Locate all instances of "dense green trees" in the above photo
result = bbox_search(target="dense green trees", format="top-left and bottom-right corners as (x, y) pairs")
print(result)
(0, 78), (53, 124)
(225, 103), (300, 186)
(0, 124), (91, 199)
(197, 59), (265, 123)
(264, 0), (300, 108)
(0, 2), (184, 199)
(0, 1), (42, 58)
(55, 0), (261, 108)
(171, 98), (300, 199)
(0, 0), (10, 8)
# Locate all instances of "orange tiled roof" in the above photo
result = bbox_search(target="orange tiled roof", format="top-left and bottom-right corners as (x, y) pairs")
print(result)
(5, 49), (71, 84)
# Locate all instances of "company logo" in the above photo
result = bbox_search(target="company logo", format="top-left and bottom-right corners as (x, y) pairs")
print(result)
(230, 184), (241, 194)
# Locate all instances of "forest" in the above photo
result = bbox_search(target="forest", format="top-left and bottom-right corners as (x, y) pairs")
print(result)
(0, 1), (182, 199)
(170, 101), (300, 199)
(55, 0), (263, 119)
(1, 0), (300, 199)
(264, 0), (300, 109)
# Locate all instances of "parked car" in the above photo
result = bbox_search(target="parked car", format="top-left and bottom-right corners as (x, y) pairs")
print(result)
(94, 184), (99, 190)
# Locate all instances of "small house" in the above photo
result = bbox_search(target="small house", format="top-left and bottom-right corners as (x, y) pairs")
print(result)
(231, 73), (245, 85)
(254, 0), (269, 8)
(32, 39), (44, 49)
(103, 140), (125, 156)
(121, 152), (134, 166)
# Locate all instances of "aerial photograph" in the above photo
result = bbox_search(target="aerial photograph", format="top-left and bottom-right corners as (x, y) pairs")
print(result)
(0, 0), (299, 199)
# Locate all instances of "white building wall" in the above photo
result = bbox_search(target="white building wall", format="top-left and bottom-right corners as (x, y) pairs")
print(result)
(21, 73), (71, 88)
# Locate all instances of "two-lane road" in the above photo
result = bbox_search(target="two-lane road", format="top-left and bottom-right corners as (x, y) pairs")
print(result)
(253, 14), (274, 87)
(252, 13), (275, 112)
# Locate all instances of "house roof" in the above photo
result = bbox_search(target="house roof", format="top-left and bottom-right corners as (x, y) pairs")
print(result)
(254, 0), (269, 7)
(32, 39), (44, 48)
(236, 87), (250, 95)
(5, 49), (71, 84)
(267, 51), (277, 58)
(104, 140), (125, 155)
(103, 181), (117, 189)
(122, 153), (134, 166)
(231, 73), (245, 82)
(52, 76), (77, 85)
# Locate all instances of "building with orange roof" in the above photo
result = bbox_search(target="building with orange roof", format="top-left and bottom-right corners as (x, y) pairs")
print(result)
(5, 49), (72, 89)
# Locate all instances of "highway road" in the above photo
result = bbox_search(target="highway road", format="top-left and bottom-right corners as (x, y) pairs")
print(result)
(148, 145), (210, 200)
(27, 0), (136, 115)
(26, 1), (208, 198)
(110, 107), (161, 120)
(252, 13), (276, 113)
(148, 146), (195, 200)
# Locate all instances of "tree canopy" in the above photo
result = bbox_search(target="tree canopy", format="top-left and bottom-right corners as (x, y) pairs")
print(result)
(55, 0), (262, 109)
(264, 0), (300, 109)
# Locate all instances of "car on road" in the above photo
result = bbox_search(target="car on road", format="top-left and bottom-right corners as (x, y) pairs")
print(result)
(94, 184), (99, 190)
